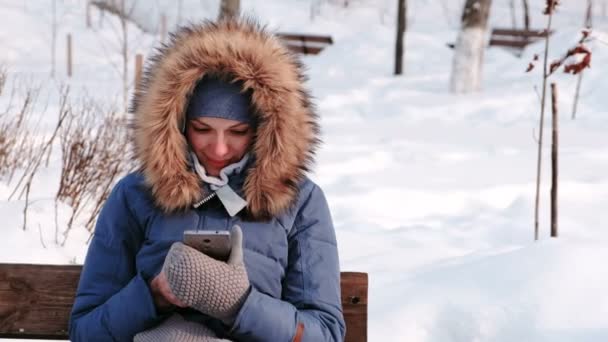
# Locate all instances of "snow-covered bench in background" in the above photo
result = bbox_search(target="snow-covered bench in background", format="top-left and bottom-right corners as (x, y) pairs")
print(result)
(276, 33), (334, 55)
(0, 264), (368, 342)
(488, 27), (553, 54)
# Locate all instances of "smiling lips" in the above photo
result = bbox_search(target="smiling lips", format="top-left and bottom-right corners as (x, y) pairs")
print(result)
(206, 158), (229, 169)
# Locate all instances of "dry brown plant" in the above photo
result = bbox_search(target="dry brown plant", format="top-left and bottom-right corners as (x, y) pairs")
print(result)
(0, 81), (43, 184)
(0, 65), (6, 96)
(57, 98), (133, 244)
(9, 86), (70, 231)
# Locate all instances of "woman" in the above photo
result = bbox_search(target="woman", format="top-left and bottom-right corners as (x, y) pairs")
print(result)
(69, 18), (345, 342)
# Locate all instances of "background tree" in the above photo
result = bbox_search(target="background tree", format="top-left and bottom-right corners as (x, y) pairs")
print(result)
(394, 0), (407, 75)
(219, 0), (240, 20)
(449, 0), (493, 93)
(91, 0), (146, 112)
(510, 0), (517, 29)
(522, 0), (530, 31)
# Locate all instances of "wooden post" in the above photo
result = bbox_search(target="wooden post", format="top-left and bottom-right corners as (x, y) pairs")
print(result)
(135, 54), (143, 91)
(160, 14), (167, 43)
(394, 0), (406, 75)
(67, 33), (72, 77)
(550, 82), (558, 238)
(86, 1), (91, 28)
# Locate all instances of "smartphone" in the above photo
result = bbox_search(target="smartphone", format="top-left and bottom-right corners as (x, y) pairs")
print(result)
(183, 230), (232, 261)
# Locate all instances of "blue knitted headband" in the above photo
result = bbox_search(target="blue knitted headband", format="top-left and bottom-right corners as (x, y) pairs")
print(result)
(186, 75), (254, 125)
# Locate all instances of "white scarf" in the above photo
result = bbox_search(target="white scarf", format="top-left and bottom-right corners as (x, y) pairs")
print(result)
(190, 151), (249, 216)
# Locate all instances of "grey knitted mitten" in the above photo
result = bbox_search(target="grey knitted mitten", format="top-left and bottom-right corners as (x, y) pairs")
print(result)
(163, 225), (250, 324)
(133, 313), (231, 342)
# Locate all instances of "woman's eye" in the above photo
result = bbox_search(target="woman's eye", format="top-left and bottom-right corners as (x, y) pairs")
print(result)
(194, 126), (211, 133)
(231, 129), (249, 136)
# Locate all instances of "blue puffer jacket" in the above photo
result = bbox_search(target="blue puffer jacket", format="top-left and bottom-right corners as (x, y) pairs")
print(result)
(69, 19), (345, 342)
(69, 173), (344, 341)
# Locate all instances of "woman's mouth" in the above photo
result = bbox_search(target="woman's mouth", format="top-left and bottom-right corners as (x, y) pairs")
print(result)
(206, 158), (228, 169)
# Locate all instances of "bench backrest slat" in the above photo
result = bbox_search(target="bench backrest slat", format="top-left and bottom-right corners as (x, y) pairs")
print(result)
(0, 264), (367, 341)
(284, 44), (325, 55)
(491, 28), (552, 38)
(488, 38), (532, 49)
(276, 33), (334, 44)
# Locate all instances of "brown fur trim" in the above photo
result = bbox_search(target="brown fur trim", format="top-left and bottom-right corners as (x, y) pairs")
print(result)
(131, 18), (319, 220)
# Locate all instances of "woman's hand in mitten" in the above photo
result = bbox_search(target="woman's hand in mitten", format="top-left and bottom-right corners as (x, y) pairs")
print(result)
(149, 270), (188, 313)
(162, 225), (250, 324)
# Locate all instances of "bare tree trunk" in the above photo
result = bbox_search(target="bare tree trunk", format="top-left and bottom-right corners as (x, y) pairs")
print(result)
(510, 0), (517, 29)
(120, 0), (128, 112)
(550, 82), (558, 238)
(585, 0), (593, 28)
(66, 33), (72, 77)
(218, 0), (240, 20)
(394, 0), (407, 75)
(450, 0), (492, 93)
(534, 10), (554, 241)
(522, 0), (530, 31)
(51, 0), (57, 78)
(86, 0), (92, 28)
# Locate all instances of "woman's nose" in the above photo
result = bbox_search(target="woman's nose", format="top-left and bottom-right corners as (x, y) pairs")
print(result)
(212, 136), (229, 157)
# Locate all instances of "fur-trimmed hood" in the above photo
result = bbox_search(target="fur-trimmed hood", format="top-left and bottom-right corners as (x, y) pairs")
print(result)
(130, 19), (319, 220)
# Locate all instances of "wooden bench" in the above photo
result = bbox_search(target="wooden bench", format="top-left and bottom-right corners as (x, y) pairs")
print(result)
(489, 28), (553, 51)
(276, 33), (334, 55)
(0, 264), (367, 341)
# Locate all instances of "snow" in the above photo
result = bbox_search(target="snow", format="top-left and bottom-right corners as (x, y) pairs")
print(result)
(2, 0), (608, 341)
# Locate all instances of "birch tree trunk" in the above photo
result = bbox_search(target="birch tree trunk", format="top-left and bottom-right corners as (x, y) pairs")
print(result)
(218, 0), (240, 20)
(449, 0), (492, 93)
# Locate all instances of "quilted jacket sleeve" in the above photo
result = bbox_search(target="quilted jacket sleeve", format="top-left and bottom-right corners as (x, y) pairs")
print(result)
(69, 177), (163, 341)
(229, 183), (346, 342)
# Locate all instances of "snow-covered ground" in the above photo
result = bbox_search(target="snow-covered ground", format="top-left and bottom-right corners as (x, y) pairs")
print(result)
(1, 0), (608, 341)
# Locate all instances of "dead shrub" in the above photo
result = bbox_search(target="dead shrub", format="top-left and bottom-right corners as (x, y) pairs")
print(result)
(0, 64), (6, 96)
(57, 97), (133, 244)
(0, 83), (41, 181)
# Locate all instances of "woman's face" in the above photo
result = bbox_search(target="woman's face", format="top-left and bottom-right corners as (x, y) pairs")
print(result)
(186, 117), (254, 176)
